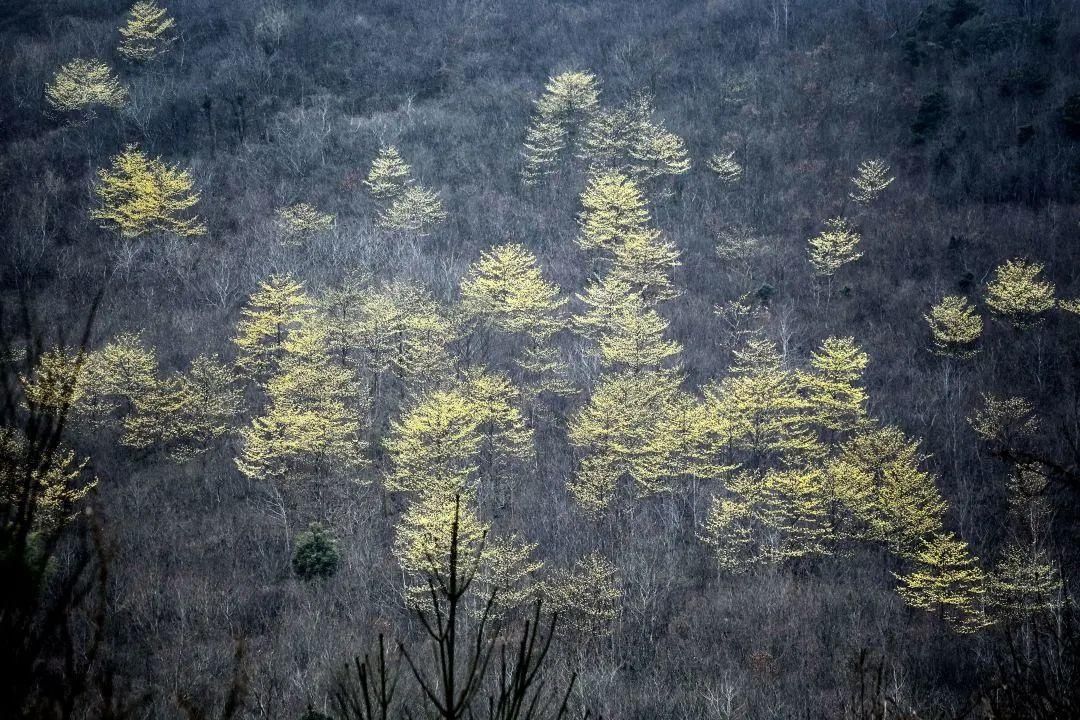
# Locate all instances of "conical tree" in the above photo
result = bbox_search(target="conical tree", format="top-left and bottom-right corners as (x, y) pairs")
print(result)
(895, 531), (989, 633)
(233, 274), (313, 382)
(91, 145), (206, 239)
(924, 296), (982, 358)
(984, 259), (1056, 329)
(807, 217), (862, 278)
(798, 336), (870, 434)
(117, 1), (176, 62)
(364, 146), (413, 200)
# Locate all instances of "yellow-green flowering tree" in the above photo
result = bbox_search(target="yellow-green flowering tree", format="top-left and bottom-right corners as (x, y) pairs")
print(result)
(44, 59), (128, 117)
(798, 336), (870, 434)
(707, 150), (743, 185)
(117, 1), (176, 62)
(521, 71), (600, 184)
(91, 145), (206, 239)
(122, 354), (241, 460)
(807, 217), (862, 278)
(377, 186), (447, 236)
(984, 259), (1056, 328)
(849, 159), (894, 205)
(826, 426), (947, 556)
(596, 294), (682, 372)
(702, 339), (820, 469)
(702, 467), (833, 570)
(364, 146), (413, 199)
(233, 274), (313, 382)
(924, 296), (983, 358)
(543, 551), (622, 638)
(275, 202), (334, 246)
(567, 369), (695, 515)
(895, 531), (989, 633)
(235, 320), (367, 485)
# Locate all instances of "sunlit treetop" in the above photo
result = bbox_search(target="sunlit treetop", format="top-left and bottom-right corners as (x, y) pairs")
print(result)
(827, 425), (947, 555)
(233, 274), (313, 381)
(894, 531), (989, 633)
(364, 145), (413, 200)
(20, 347), (89, 414)
(627, 109), (692, 182)
(573, 274), (637, 342)
(377, 185), (447, 236)
(924, 296), (983, 358)
(580, 91), (690, 184)
(543, 551), (622, 637)
(577, 170), (655, 254)
(988, 542), (1062, 622)
(608, 223), (682, 303)
(597, 294), (682, 372)
(707, 150), (743, 185)
(984, 259), (1056, 328)
(459, 243), (566, 338)
(849, 159), (894, 205)
(534, 71), (601, 124)
(799, 336), (870, 434)
(118, 1), (177, 62)
(0, 428), (94, 535)
(275, 202), (334, 246)
(91, 145), (206, 239)
(968, 393), (1039, 448)
(807, 217), (862, 277)
(44, 58), (128, 117)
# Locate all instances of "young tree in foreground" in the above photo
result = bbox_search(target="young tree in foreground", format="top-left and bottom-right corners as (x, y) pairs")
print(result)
(984, 259), (1056, 329)
(117, 1), (177, 62)
(339, 499), (583, 720)
(91, 145), (206, 239)
(44, 59), (128, 117)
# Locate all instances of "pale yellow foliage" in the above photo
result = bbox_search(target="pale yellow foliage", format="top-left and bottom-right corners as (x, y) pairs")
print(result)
(895, 531), (989, 633)
(924, 296), (982, 358)
(275, 202), (334, 246)
(807, 217), (862, 277)
(118, 1), (176, 62)
(567, 369), (697, 514)
(984, 259), (1056, 328)
(0, 428), (94, 534)
(91, 145), (206, 239)
(44, 58), (128, 116)
(235, 319), (367, 484)
(798, 336), (870, 434)
(707, 150), (743, 185)
(377, 185), (447, 235)
(233, 274), (313, 381)
(544, 551), (621, 637)
(365, 146), (413, 199)
(849, 159), (894, 205)
(827, 426), (947, 556)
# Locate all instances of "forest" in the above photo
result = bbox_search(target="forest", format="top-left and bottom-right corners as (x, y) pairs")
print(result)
(2, 0), (1080, 718)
